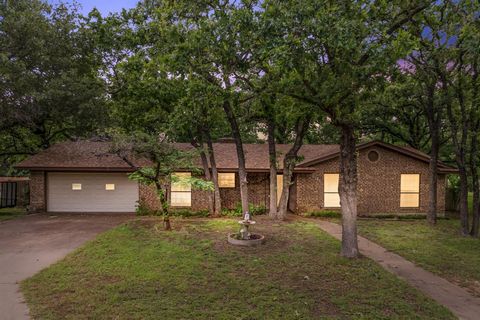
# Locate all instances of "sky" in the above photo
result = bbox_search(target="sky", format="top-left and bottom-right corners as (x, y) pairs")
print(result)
(48, 0), (138, 15)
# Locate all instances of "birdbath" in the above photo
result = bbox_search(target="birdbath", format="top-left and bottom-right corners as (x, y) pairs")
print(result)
(238, 218), (255, 240)
(227, 212), (265, 246)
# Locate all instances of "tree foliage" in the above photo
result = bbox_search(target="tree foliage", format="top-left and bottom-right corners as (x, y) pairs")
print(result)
(0, 0), (106, 174)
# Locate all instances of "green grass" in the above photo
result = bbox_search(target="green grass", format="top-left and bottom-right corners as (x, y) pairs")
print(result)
(0, 207), (26, 221)
(358, 219), (480, 297)
(21, 217), (453, 319)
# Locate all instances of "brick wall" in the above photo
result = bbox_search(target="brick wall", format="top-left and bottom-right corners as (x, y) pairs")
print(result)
(31, 145), (448, 216)
(141, 172), (271, 212)
(138, 184), (161, 212)
(296, 145), (447, 215)
(29, 171), (46, 213)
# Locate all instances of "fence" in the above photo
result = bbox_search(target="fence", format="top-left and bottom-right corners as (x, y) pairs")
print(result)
(0, 182), (17, 208)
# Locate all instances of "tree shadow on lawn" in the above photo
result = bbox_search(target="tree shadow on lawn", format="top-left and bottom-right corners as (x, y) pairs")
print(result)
(21, 216), (454, 320)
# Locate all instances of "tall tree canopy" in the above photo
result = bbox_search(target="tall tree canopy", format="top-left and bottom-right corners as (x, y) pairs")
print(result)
(0, 0), (106, 174)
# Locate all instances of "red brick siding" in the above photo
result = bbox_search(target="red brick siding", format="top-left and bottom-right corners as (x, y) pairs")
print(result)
(296, 146), (447, 215)
(29, 171), (46, 213)
(138, 184), (161, 211)
(28, 146), (448, 216)
(140, 173), (271, 212)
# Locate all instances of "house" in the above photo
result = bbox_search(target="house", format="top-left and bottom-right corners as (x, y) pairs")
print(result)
(15, 140), (457, 215)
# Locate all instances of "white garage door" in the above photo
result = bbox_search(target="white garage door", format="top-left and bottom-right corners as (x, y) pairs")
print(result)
(47, 172), (139, 212)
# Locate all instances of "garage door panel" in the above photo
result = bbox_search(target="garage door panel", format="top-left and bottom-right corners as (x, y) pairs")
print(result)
(47, 173), (138, 212)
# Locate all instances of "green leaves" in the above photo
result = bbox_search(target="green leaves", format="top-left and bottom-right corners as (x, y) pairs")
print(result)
(0, 0), (107, 174)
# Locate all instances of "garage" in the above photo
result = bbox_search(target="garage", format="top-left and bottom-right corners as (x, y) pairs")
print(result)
(47, 172), (139, 212)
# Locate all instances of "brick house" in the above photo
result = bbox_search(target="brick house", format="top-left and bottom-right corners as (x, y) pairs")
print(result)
(16, 140), (457, 215)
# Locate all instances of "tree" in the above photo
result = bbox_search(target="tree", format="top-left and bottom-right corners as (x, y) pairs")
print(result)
(442, 0), (480, 236)
(0, 0), (106, 174)
(143, 0), (263, 216)
(170, 80), (230, 216)
(264, 0), (429, 257)
(112, 133), (213, 230)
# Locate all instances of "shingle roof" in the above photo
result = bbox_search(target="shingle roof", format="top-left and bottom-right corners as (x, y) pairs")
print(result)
(15, 140), (338, 172)
(15, 139), (457, 173)
(15, 141), (146, 172)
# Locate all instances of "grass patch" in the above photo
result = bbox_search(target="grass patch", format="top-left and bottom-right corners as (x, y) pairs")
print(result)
(0, 207), (26, 221)
(358, 219), (480, 297)
(22, 217), (453, 319)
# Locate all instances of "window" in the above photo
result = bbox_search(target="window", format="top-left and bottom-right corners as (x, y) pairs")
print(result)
(105, 184), (115, 191)
(276, 174), (283, 205)
(171, 172), (191, 207)
(218, 173), (235, 188)
(368, 150), (379, 162)
(72, 183), (82, 191)
(324, 174), (340, 207)
(400, 174), (420, 207)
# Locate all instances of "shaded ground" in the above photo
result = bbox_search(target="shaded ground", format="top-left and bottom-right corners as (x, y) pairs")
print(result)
(0, 213), (133, 320)
(357, 218), (480, 297)
(22, 216), (453, 319)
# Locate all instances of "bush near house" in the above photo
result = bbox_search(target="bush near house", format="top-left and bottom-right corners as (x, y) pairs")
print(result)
(135, 202), (210, 218)
(302, 210), (341, 218)
(220, 203), (267, 217)
(0, 207), (26, 222)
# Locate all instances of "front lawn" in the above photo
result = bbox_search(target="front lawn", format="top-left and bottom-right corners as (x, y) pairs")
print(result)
(22, 217), (453, 319)
(358, 219), (480, 297)
(0, 207), (26, 221)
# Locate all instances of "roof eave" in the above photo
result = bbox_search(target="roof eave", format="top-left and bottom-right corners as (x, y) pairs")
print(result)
(14, 166), (136, 172)
(298, 140), (459, 173)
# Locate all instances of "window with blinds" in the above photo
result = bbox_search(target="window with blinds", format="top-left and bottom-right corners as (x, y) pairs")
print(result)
(324, 173), (340, 207)
(218, 173), (235, 188)
(171, 172), (192, 207)
(400, 174), (420, 207)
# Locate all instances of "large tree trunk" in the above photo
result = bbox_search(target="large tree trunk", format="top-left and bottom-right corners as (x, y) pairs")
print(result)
(339, 125), (359, 258)
(267, 117), (278, 218)
(222, 100), (249, 215)
(277, 118), (309, 219)
(470, 132), (479, 237)
(458, 164), (469, 235)
(427, 125), (439, 225)
(193, 140), (215, 216)
(205, 131), (222, 216)
(444, 70), (469, 236)
(155, 181), (171, 231)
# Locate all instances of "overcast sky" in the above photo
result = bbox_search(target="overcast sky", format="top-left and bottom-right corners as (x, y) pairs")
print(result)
(48, 0), (138, 15)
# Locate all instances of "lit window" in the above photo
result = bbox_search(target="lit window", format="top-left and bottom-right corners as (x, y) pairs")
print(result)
(324, 174), (340, 207)
(400, 174), (420, 207)
(218, 173), (235, 188)
(105, 184), (115, 191)
(72, 183), (82, 191)
(171, 172), (191, 207)
(276, 174), (283, 205)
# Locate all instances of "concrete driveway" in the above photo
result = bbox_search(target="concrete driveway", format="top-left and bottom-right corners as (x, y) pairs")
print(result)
(0, 213), (133, 320)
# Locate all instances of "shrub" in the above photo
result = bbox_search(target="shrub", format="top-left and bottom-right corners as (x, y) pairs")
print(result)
(171, 209), (210, 218)
(135, 202), (159, 216)
(303, 210), (341, 218)
(221, 203), (267, 217)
